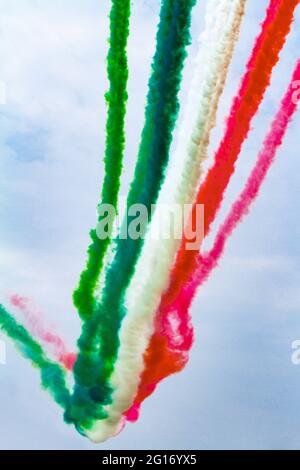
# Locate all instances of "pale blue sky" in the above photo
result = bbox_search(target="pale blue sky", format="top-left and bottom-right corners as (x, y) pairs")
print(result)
(0, 0), (299, 450)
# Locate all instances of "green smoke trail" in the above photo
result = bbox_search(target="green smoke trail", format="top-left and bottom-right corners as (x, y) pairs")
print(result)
(73, 0), (131, 321)
(66, 0), (197, 429)
(0, 304), (70, 410)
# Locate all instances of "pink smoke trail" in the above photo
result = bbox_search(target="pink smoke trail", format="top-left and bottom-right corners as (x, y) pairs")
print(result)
(179, 58), (300, 310)
(10, 295), (76, 370)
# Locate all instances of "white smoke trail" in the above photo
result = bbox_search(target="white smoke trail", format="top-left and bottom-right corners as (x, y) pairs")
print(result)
(86, 0), (246, 443)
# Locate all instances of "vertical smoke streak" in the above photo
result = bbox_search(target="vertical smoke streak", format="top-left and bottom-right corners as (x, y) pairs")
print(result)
(0, 304), (70, 409)
(132, 56), (300, 414)
(73, 0), (131, 321)
(67, 0), (197, 432)
(92, 0), (246, 441)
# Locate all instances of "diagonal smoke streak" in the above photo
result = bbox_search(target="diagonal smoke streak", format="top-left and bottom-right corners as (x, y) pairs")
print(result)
(188, 60), (300, 302)
(10, 295), (76, 370)
(166, 0), (299, 303)
(0, 304), (71, 409)
(133, 50), (300, 415)
(133, 58), (300, 410)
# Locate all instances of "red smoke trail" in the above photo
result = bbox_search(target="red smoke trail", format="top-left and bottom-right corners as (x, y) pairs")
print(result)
(183, 61), (300, 304)
(167, 0), (299, 302)
(156, 58), (300, 370)
(10, 295), (76, 370)
(127, 0), (300, 416)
